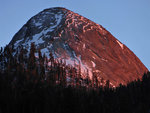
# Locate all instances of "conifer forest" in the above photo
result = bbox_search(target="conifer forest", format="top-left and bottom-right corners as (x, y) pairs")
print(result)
(0, 43), (150, 113)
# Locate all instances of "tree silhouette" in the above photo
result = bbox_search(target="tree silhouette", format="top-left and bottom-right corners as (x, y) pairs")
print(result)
(0, 45), (150, 113)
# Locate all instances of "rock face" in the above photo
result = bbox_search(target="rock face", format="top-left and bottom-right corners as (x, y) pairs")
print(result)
(9, 7), (148, 86)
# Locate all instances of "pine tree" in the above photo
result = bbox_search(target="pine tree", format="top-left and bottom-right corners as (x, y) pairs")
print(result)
(28, 43), (36, 70)
(0, 47), (3, 54)
(38, 49), (45, 79)
(105, 80), (110, 89)
(49, 52), (54, 70)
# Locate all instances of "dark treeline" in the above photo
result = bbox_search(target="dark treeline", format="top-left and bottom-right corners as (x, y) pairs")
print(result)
(0, 44), (150, 113)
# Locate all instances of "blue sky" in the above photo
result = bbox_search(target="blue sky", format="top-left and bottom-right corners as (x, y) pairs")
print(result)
(0, 0), (150, 70)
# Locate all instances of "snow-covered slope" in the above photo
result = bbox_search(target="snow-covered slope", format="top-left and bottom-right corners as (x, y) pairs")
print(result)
(9, 7), (148, 86)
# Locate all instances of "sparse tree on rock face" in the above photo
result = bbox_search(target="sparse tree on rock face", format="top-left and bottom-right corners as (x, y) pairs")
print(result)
(49, 52), (54, 69)
(0, 47), (3, 54)
(101, 77), (104, 83)
(18, 46), (27, 64)
(38, 49), (45, 79)
(38, 49), (42, 60)
(28, 43), (36, 70)
(62, 67), (67, 86)
(77, 62), (82, 87)
(105, 80), (110, 89)
(92, 71), (99, 88)
(95, 75), (99, 88)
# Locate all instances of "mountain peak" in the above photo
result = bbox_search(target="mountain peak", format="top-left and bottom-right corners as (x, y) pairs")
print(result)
(9, 7), (148, 86)
(43, 7), (67, 11)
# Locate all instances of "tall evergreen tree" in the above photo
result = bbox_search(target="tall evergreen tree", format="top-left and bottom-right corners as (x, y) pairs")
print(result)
(28, 43), (36, 70)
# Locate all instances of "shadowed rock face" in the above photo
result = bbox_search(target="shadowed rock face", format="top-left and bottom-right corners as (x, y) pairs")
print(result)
(9, 7), (148, 86)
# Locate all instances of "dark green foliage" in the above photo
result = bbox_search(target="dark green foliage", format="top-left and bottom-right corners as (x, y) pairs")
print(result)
(0, 45), (150, 113)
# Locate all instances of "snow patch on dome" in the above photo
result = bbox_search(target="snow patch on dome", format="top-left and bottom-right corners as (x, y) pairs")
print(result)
(116, 40), (124, 49)
(14, 39), (24, 46)
(91, 61), (96, 67)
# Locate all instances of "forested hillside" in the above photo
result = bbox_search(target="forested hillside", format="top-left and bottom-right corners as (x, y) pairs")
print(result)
(0, 44), (150, 113)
